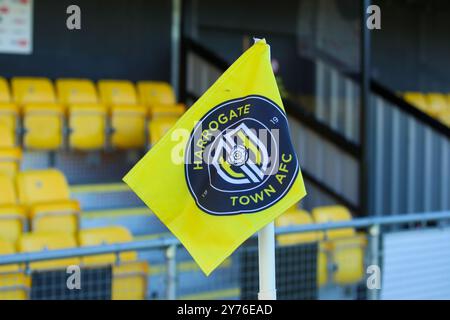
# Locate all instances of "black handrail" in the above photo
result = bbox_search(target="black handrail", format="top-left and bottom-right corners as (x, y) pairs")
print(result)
(371, 81), (450, 139)
(284, 99), (361, 158)
(310, 46), (450, 138)
(184, 39), (229, 71)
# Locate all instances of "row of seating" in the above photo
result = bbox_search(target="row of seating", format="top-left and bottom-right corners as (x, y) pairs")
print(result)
(275, 205), (366, 286)
(403, 92), (450, 127)
(0, 169), (80, 245)
(0, 77), (184, 152)
(0, 226), (148, 300)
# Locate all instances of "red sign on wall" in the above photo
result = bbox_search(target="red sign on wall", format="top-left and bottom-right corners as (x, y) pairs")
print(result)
(0, 0), (33, 54)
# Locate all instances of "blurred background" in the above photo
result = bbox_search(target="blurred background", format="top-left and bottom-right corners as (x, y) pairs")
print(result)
(0, 0), (449, 300)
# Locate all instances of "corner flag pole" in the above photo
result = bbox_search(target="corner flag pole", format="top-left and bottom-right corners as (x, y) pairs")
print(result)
(258, 221), (277, 300)
(252, 36), (276, 301)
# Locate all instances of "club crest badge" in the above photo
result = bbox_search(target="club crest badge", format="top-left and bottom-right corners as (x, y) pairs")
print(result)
(185, 95), (299, 215)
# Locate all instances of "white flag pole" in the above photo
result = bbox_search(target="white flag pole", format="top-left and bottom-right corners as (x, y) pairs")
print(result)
(258, 221), (277, 300)
(254, 36), (276, 300)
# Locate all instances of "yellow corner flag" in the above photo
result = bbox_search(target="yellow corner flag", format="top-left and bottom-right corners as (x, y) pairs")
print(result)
(123, 39), (306, 275)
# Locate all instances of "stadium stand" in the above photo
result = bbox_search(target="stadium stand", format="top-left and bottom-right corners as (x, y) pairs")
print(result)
(0, 66), (445, 301)
(0, 77), (185, 151)
(0, 1), (448, 302)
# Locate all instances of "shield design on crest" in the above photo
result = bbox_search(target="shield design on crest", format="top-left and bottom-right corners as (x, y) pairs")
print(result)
(208, 122), (276, 192)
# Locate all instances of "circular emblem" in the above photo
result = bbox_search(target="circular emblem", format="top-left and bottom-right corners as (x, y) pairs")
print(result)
(228, 145), (248, 166)
(185, 95), (299, 215)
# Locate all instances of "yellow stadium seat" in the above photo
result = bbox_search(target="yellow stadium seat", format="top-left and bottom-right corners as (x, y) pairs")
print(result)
(18, 232), (79, 270)
(111, 105), (147, 149)
(404, 92), (428, 112)
(312, 205), (354, 239)
(148, 117), (178, 146)
(68, 103), (107, 150)
(79, 226), (148, 300)
(11, 77), (56, 105)
(98, 80), (138, 105)
(28, 201), (80, 235)
(0, 147), (22, 178)
(137, 81), (176, 108)
(0, 103), (19, 146)
(427, 93), (448, 117)
(12, 78), (62, 150)
(112, 261), (148, 300)
(0, 240), (29, 300)
(312, 205), (366, 285)
(329, 235), (367, 285)
(275, 209), (321, 245)
(148, 104), (185, 146)
(79, 226), (136, 265)
(56, 78), (98, 105)
(17, 169), (80, 235)
(0, 77), (11, 103)
(22, 103), (64, 150)
(97, 80), (146, 149)
(0, 174), (26, 243)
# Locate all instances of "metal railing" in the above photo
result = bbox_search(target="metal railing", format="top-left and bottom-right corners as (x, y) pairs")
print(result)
(1, 211), (450, 300)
